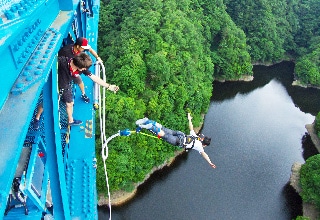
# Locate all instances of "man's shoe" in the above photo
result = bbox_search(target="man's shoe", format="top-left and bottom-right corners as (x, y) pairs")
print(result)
(69, 119), (83, 126)
(81, 94), (90, 103)
(135, 117), (162, 128)
(135, 117), (149, 126)
(33, 119), (40, 130)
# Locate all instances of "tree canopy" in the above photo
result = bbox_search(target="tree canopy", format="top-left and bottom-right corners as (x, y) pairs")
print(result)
(96, 0), (320, 195)
(225, 0), (320, 86)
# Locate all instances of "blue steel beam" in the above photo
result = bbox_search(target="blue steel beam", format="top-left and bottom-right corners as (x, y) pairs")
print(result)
(0, 0), (100, 218)
(43, 64), (71, 220)
(0, 0), (60, 108)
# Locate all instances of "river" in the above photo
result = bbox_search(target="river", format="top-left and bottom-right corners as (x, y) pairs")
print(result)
(99, 61), (320, 220)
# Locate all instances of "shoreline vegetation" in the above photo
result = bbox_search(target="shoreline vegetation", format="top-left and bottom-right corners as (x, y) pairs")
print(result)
(98, 149), (185, 206)
(215, 74), (254, 82)
(292, 80), (320, 90)
(290, 122), (320, 220)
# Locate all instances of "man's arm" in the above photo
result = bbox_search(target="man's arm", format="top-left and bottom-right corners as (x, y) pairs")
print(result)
(88, 74), (119, 92)
(200, 152), (216, 169)
(187, 113), (194, 131)
(88, 48), (103, 63)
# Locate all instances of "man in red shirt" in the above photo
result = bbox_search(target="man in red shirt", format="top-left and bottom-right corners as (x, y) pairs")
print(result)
(58, 37), (102, 103)
(33, 53), (119, 128)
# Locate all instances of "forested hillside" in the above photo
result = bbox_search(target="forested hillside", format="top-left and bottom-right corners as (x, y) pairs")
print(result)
(225, 0), (320, 86)
(96, 0), (320, 195)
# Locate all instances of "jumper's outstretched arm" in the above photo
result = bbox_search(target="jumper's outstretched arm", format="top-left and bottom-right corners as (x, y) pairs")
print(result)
(200, 152), (216, 169)
(187, 113), (194, 131)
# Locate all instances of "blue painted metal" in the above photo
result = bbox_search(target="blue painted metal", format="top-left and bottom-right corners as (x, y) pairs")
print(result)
(0, 0), (100, 219)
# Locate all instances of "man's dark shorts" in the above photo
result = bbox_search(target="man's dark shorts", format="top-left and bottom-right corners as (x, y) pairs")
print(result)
(73, 76), (82, 85)
(60, 88), (73, 103)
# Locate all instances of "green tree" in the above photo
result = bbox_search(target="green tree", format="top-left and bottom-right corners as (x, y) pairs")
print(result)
(300, 154), (320, 210)
(225, 0), (288, 62)
(295, 46), (320, 86)
(198, 0), (253, 79)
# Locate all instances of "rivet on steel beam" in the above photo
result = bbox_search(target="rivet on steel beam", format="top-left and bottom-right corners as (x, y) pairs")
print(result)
(23, 71), (30, 76)
(16, 83), (23, 88)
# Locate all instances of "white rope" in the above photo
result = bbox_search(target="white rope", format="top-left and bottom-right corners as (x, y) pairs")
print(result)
(101, 132), (119, 220)
(98, 61), (107, 148)
(96, 61), (112, 220)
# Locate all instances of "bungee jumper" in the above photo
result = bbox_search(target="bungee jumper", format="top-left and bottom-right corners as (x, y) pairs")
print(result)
(120, 113), (216, 169)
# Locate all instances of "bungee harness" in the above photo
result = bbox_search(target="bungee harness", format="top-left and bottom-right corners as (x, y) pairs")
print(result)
(183, 135), (202, 152)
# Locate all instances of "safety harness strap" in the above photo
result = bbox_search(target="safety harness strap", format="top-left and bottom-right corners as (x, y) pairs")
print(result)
(183, 135), (199, 151)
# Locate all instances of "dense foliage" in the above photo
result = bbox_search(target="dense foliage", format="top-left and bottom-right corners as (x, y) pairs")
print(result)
(96, 0), (252, 195)
(225, 0), (320, 86)
(96, 0), (320, 196)
(295, 49), (320, 86)
(225, 0), (289, 62)
(300, 154), (320, 210)
(289, 0), (320, 87)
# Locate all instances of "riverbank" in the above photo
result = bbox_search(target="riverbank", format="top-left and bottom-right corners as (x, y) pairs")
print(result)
(306, 122), (320, 153)
(98, 149), (185, 206)
(289, 122), (320, 220)
(215, 74), (254, 82)
(292, 80), (320, 89)
(290, 162), (319, 220)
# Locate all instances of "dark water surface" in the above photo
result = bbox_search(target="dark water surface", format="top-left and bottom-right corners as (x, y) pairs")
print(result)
(99, 62), (320, 220)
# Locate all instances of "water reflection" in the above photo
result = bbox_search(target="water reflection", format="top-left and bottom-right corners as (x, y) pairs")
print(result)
(302, 133), (319, 160)
(282, 182), (302, 218)
(213, 62), (320, 116)
(212, 62), (295, 102)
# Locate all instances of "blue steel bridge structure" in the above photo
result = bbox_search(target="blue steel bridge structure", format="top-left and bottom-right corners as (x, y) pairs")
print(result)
(0, 0), (102, 219)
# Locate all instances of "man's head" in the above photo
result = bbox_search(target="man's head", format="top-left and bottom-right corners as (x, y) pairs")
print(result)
(72, 53), (92, 70)
(75, 37), (91, 52)
(198, 133), (211, 146)
(202, 136), (211, 146)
